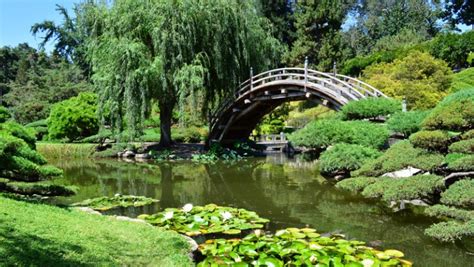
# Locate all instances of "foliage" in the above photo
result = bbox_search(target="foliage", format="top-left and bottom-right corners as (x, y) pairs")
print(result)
(409, 130), (450, 152)
(429, 31), (474, 69)
(289, 119), (389, 150)
(354, 141), (444, 177)
(363, 51), (452, 109)
(425, 220), (474, 242)
(441, 179), (474, 209)
(78, 129), (113, 143)
(319, 144), (382, 175)
(72, 195), (159, 211)
(335, 177), (378, 193)
(90, 0), (282, 146)
(198, 228), (411, 266)
(0, 120), (36, 148)
(425, 205), (474, 222)
(449, 139), (474, 154)
(450, 68), (474, 92)
(0, 195), (193, 266)
(447, 154), (474, 172)
(255, 104), (290, 135)
(140, 204), (269, 236)
(387, 111), (430, 136)
(172, 126), (208, 143)
(285, 104), (335, 129)
(48, 92), (99, 141)
(0, 106), (11, 123)
(422, 89), (474, 131)
(1, 180), (75, 196)
(340, 97), (401, 120)
(37, 143), (96, 160)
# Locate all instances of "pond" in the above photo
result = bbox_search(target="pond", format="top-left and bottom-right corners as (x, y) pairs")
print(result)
(48, 155), (473, 266)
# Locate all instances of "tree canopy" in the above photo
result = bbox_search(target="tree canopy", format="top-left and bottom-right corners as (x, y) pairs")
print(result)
(89, 0), (282, 146)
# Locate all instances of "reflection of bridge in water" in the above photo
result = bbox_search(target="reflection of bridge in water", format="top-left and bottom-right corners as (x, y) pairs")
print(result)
(208, 61), (386, 146)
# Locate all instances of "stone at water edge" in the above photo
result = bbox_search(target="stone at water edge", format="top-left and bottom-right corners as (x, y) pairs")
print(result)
(382, 166), (422, 178)
(135, 153), (151, 159)
(123, 150), (135, 158)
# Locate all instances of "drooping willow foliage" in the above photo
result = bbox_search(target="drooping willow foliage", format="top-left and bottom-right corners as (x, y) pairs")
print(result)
(88, 0), (283, 145)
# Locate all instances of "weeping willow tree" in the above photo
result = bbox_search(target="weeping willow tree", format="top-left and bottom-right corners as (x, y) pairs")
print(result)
(89, 0), (283, 146)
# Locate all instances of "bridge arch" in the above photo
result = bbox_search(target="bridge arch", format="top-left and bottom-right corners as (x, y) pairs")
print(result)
(208, 67), (386, 145)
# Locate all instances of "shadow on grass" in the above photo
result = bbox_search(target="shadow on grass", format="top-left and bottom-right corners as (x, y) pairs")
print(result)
(0, 220), (87, 266)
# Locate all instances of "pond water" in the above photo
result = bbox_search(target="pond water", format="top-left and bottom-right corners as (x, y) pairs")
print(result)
(48, 155), (473, 266)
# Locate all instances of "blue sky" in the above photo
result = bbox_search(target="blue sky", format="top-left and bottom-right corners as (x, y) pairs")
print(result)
(0, 0), (77, 52)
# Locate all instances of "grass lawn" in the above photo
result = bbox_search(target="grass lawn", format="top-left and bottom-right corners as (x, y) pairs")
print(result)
(0, 195), (193, 266)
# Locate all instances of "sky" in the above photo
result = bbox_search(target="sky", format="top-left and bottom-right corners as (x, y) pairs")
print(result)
(0, 0), (77, 52)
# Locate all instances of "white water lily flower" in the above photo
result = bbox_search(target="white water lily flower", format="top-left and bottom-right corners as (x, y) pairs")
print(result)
(221, 211), (232, 221)
(182, 203), (193, 212)
(361, 259), (374, 267)
(164, 211), (174, 220)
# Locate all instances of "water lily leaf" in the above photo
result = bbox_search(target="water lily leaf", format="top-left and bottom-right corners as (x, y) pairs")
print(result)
(383, 249), (404, 258)
(306, 232), (321, 238)
(223, 229), (241, 235)
(257, 256), (283, 267)
(287, 227), (301, 233)
(301, 228), (317, 233)
(375, 252), (390, 260)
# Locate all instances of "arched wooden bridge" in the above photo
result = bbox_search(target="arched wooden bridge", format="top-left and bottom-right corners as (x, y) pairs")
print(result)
(208, 66), (387, 145)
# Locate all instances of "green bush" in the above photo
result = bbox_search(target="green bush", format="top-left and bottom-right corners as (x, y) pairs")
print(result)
(441, 180), (474, 209)
(335, 177), (378, 192)
(430, 31), (474, 69)
(462, 129), (474, 140)
(409, 130), (450, 152)
(289, 119), (389, 150)
(48, 92), (99, 142)
(0, 121), (36, 148)
(361, 177), (393, 199)
(0, 106), (11, 123)
(425, 220), (474, 242)
(319, 144), (382, 175)
(425, 205), (474, 222)
(25, 119), (48, 140)
(382, 175), (444, 202)
(340, 98), (401, 120)
(444, 153), (466, 165)
(387, 111), (429, 136)
(354, 141), (444, 177)
(448, 139), (474, 154)
(172, 126), (208, 143)
(447, 154), (474, 172)
(422, 88), (474, 131)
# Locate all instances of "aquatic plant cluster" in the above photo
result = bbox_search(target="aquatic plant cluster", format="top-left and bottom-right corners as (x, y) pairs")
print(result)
(139, 204), (269, 236)
(72, 195), (158, 211)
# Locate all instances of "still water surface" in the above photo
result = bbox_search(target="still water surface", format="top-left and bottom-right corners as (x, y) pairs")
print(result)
(48, 155), (473, 266)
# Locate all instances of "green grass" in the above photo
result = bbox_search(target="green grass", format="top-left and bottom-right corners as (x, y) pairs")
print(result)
(37, 143), (96, 159)
(0, 195), (192, 266)
(450, 68), (474, 92)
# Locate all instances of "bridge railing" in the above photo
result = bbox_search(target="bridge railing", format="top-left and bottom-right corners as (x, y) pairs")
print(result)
(253, 133), (287, 143)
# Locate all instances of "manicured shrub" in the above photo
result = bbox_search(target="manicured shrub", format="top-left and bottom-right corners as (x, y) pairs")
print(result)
(444, 153), (466, 165)
(441, 180), (474, 209)
(381, 175), (445, 202)
(335, 177), (378, 192)
(289, 119), (389, 150)
(361, 178), (393, 199)
(409, 130), (450, 152)
(0, 106), (11, 123)
(387, 111), (430, 136)
(340, 97), (401, 120)
(425, 220), (474, 242)
(0, 121), (36, 148)
(48, 92), (99, 142)
(462, 129), (474, 140)
(319, 144), (382, 175)
(448, 139), (474, 154)
(422, 88), (474, 131)
(450, 68), (474, 92)
(354, 141), (444, 177)
(425, 205), (474, 222)
(25, 119), (48, 140)
(447, 155), (474, 172)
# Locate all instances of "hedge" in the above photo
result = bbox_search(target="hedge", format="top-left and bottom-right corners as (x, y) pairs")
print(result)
(340, 98), (401, 120)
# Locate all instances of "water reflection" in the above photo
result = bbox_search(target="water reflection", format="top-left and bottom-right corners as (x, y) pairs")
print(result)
(48, 156), (473, 266)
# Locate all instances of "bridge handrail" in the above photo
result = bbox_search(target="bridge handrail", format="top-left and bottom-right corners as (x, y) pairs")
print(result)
(331, 73), (387, 97)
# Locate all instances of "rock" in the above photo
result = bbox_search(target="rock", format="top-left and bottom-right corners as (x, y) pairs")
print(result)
(181, 234), (199, 261)
(382, 166), (422, 178)
(135, 153), (151, 160)
(117, 151), (124, 158)
(123, 150), (135, 158)
(74, 207), (102, 215)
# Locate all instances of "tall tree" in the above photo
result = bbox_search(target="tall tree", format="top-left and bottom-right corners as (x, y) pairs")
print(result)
(89, 0), (282, 146)
(443, 0), (474, 29)
(258, 0), (296, 46)
(284, 0), (355, 70)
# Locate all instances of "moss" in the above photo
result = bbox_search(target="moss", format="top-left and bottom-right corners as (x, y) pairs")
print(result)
(448, 138), (474, 154)
(335, 177), (378, 192)
(319, 144), (381, 175)
(441, 179), (474, 208)
(0, 196), (192, 266)
(354, 141), (444, 177)
(409, 130), (450, 152)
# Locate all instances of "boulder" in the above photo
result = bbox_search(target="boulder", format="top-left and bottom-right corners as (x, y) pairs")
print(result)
(135, 153), (151, 160)
(382, 166), (422, 179)
(123, 150), (135, 158)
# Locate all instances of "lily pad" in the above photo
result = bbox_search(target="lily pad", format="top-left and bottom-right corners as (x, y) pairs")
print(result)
(72, 195), (158, 211)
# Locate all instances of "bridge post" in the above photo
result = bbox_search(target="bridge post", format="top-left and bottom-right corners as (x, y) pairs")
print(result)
(333, 61), (337, 76)
(304, 56), (308, 90)
(250, 67), (254, 91)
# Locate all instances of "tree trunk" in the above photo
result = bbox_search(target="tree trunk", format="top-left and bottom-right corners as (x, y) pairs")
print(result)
(159, 102), (173, 147)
